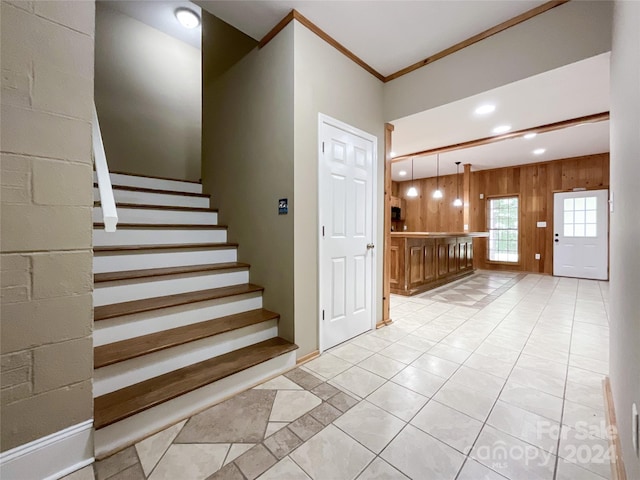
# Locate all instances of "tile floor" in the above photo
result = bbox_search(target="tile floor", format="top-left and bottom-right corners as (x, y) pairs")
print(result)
(68, 271), (612, 480)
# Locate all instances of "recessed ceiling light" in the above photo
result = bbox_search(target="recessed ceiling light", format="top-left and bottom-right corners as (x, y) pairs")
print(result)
(524, 133), (537, 140)
(175, 8), (200, 29)
(475, 104), (496, 115)
(398, 170), (407, 176)
(533, 148), (546, 155)
(492, 125), (511, 134)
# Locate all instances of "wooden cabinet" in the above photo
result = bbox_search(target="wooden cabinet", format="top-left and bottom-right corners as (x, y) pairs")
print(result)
(390, 234), (478, 296)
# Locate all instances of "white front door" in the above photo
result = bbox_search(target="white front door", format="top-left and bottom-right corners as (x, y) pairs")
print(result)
(319, 115), (376, 351)
(553, 189), (609, 280)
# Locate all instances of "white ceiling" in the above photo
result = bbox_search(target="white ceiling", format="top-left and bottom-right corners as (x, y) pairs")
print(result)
(391, 53), (611, 181)
(197, 0), (545, 76)
(391, 120), (610, 181)
(102, 0), (202, 49)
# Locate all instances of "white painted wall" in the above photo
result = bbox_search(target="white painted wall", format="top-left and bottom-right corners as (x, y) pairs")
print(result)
(293, 22), (385, 355)
(384, 0), (613, 121)
(610, 1), (640, 477)
(95, 3), (202, 181)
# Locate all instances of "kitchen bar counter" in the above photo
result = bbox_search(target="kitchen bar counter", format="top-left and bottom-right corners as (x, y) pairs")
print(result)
(390, 232), (489, 296)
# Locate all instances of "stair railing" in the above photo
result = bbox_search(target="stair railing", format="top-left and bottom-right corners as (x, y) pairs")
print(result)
(92, 104), (118, 232)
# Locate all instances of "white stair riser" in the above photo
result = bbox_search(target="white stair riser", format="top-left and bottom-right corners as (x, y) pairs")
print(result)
(93, 249), (237, 274)
(94, 172), (203, 194)
(94, 319), (278, 396)
(93, 207), (218, 225)
(94, 293), (263, 346)
(94, 351), (296, 459)
(93, 228), (226, 246)
(94, 270), (250, 306)
(94, 188), (209, 208)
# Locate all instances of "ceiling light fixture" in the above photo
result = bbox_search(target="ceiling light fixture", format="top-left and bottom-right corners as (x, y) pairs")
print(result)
(398, 170), (407, 177)
(475, 104), (496, 115)
(432, 154), (443, 199)
(407, 158), (418, 198)
(524, 133), (537, 140)
(175, 7), (200, 29)
(533, 148), (546, 155)
(492, 125), (512, 134)
(453, 161), (463, 207)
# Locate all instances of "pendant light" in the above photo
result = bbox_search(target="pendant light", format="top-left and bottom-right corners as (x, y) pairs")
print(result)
(432, 154), (443, 199)
(453, 161), (463, 207)
(407, 157), (418, 197)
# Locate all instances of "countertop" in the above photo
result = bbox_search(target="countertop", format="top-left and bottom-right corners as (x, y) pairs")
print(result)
(390, 232), (489, 238)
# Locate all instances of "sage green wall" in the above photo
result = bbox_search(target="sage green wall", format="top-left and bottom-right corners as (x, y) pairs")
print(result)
(201, 21), (295, 343)
(293, 22), (385, 356)
(1, 0), (94, 452)
(95, 3), (201, 181)
(610, 1), (640, 476)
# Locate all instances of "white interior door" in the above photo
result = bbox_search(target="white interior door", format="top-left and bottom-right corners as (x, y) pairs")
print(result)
(553, 189), (608, 280)
(319, 116), (376, 351)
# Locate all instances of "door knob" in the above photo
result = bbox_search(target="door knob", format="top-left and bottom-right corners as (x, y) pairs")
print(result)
(554, 239), (559, 243)
(367, 243), (375, 250)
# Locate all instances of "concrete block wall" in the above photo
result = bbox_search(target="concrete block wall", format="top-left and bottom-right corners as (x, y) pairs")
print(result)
(0, 0), (95, 452)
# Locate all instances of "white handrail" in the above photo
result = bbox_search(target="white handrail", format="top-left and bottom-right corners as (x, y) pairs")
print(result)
(92, 104), (118, 232)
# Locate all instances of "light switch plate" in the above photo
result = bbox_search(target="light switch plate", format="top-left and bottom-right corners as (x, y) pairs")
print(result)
(535, 254), (541, 260)
(536, 221), (547, 228)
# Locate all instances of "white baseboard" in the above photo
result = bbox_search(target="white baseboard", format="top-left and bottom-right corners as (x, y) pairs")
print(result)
(0, 420), (94, 480)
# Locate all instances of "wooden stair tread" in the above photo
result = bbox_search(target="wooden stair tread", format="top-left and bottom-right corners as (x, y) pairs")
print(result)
(94, 223), (226, 230)
(94, 337), (297, 429)
(94, 242), (238, 253)
(95, 202), (218, 213)
(107, 170), (202, 184)
(94, 308), (280, 368)
(94, 183), (209, 198)
(95, 263), (250, 283)
(95, 283), (264, 321)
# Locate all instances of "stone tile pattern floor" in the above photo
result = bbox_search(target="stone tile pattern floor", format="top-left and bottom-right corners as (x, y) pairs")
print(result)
(72, 272), (611, 480)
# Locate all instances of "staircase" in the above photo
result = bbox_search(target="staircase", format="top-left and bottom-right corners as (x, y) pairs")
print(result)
(92, 172), (297, 458)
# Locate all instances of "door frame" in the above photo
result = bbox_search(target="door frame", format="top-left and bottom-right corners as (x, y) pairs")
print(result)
(317, 113), (378, 353)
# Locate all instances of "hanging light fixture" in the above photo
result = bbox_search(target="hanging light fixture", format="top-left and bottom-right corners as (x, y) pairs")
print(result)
(407, 158), (418, 197)
(453, 161), (463, 207)
(432, 153), (443, 199)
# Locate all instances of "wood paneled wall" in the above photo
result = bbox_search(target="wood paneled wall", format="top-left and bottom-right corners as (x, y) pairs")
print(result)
(392, 173), (464, 232)
(394, 153), (610, 274)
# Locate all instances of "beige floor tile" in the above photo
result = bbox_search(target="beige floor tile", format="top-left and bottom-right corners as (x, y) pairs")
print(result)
(256, 457), (311, 480)
(331, 366), (386, 398)
(378, 342), (423, 364)
(487, 401), (559, 454)
(290, 425), (374, 480)
(135, 420), (186, 476)
(334, 400), (405, 453)
(269, 390), (322, 423)
(366, 381), (428, 421)
(303, 354), (352, 379)
(254, 376), (303, 391)
(410, 400), (482, 454)
(411, 353), (459, 378)
(472, 425), (555, 480)
(148, 444), (229, 480)
(381, 424), (465, 480)
(356, 458), (409, 479)
(329, 343), (375, 364)
(358, 353), (407, 379)
(433, 380), (496, 421)
(499, 382), (563, 422)
(456, 459), (507, 480)
(390, 365), (446, 397)
(224, 444), (255, 465)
